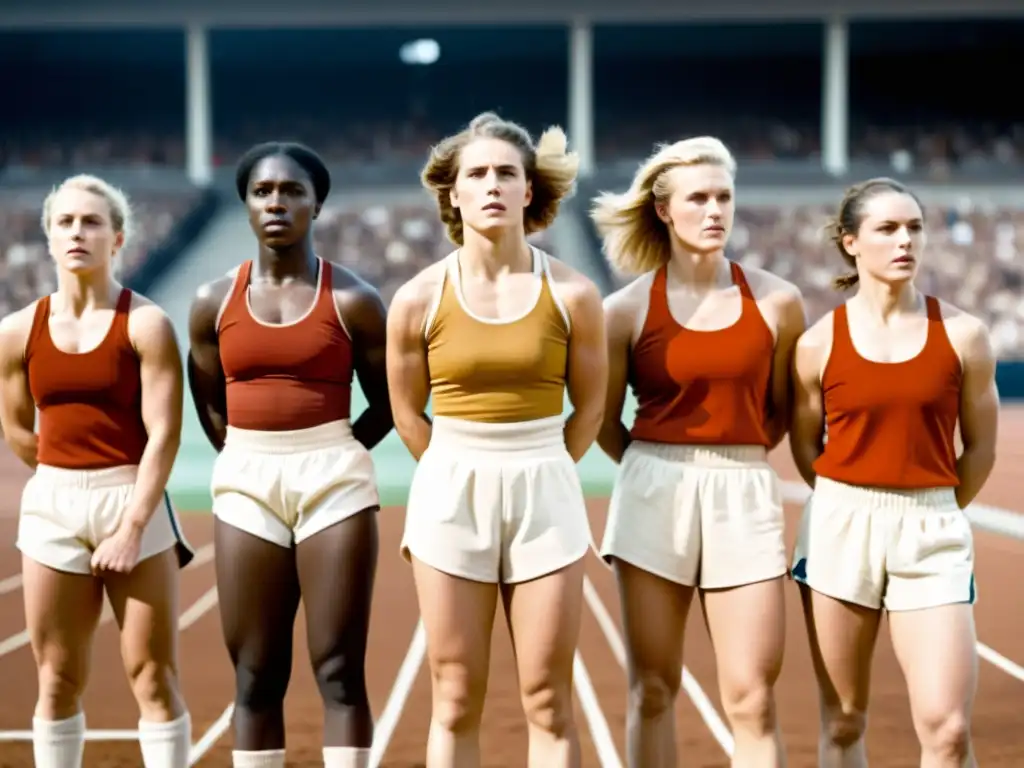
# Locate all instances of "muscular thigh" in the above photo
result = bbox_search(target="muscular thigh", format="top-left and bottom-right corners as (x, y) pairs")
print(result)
(701, 578), (786, 691)
(214, 518), (300, 663)
(614, 560), (693, 681)
(22, 557), (104, 674)
(104, 548), (181, 671)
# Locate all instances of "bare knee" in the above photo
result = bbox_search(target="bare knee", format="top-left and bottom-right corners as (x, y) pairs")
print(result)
(312, 651), (368, 710)
(521, 679), (575, 738)
(721, 681), (776, 737)
(234, 656), (290, 714)
(820, 703), (868, 750)
(629, 670), (680, 721)
(916, 708), (971, 760)
(36, 663), (88, 720)
(431, 662), (487, 734)
(125, 657), (183, 720)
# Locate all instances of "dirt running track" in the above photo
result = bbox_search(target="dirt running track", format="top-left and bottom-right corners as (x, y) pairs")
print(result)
(0, 410), (1023, 766)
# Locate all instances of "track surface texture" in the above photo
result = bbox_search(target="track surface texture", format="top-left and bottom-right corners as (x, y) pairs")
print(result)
(0, 408), (1022, 766)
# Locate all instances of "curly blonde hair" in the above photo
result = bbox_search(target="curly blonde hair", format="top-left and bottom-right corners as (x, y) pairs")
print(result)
(590, 137), (736, 276)
(421, 111), (579, 246)
(42, 173), (133, 248)
(826, 177), (922, 291)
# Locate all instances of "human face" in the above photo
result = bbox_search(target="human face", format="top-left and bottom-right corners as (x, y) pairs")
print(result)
(655, 163), (735, 255)
(450, 138), (532, 239)
(246, 154), (319, 249)
(47, 187), (123, 275)
(842, 191), (925, 286)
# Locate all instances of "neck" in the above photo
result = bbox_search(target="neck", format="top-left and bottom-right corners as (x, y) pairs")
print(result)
(666, 242), (726, 288)
(459, 226), (532, 277)
(54, 269), (117, 316)
(255, 239), (317, 282)
(852, 277), (919, 321)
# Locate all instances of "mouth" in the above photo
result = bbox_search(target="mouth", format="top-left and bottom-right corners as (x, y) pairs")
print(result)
(703, 226), (725, 234)
(892, 255), (915, 265)
(67, 248), (89, 256)
(482, 203), (506, 212)
(263, 219), (290, 231)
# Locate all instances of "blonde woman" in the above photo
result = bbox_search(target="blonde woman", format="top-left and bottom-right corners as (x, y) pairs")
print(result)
(591, 138), (806, 767)
(387, 112), (607, 768)
(0, 175), (194, 768)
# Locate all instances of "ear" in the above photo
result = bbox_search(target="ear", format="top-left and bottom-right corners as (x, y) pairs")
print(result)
(654, 200), (671, 225)
(841, 232), (857, 257)
(112, 230), (125, 255)
(448, 186), (460, 210)
(523, 177), (533, 208)
(313, 202), (323, 220)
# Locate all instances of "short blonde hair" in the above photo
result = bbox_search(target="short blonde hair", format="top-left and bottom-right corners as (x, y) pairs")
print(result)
(590, 137), (736, 276)
(41, 174), (133, 248)
(421, 111), (579, 246)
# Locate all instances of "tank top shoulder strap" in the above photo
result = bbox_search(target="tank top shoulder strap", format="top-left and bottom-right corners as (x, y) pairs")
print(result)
(110, 287), (133, 344)
(730, 261), (755, 300)
(536, 247), (571, 332)
(26, 295), (52, 357)
(830, 303), (854, 354)
(646, 264), (671, 323)
(923, 295), (958, 359)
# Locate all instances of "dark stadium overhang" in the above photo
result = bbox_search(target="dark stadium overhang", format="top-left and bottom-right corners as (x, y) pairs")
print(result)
(1, 0), (1022, 27)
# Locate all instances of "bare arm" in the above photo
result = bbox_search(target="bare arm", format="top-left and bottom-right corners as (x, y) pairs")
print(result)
(562, 279), (608, 463)
(385, 281), (433, 461)
(340, 283), (394, 451)
(0, 308), (38, 468)
(765, 289), (807, 449)
(186, 280), (231, 452)
(596, 294), (633, 464)
(955, 321), (999, 508)
(789, 324), (829, 488)
(123, 302), (184, 530)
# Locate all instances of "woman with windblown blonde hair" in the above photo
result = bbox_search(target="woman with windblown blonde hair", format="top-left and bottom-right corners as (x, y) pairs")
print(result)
(386, 112), (607, 768)
(591, 137), (806, 767)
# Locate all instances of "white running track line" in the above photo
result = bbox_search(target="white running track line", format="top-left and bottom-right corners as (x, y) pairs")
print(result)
(188, 703), (234, 765)
(976, 643), (1024, 683)
(573, 652), (624, 768)
(582, 576), (736, 757)
(368, 619), (427, 768)
(0, 573), (22, 596)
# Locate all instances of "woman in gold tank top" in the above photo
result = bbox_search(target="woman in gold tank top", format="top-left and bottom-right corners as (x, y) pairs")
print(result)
(387, 112), (608, 768)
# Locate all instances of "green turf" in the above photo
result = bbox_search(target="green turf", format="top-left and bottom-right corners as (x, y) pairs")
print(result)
(168, 384), (630, 512)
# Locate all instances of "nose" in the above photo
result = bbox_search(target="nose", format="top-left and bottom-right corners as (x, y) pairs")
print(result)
(706, 198), (722, 217)
(263, 190), (287, 212)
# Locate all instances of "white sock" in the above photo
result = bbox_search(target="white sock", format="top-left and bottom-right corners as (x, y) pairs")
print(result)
(232, 749), (287, 767)
(323, 746), (371, 768)
(138, 712), (192, 768)
(32, 712), (86, 768)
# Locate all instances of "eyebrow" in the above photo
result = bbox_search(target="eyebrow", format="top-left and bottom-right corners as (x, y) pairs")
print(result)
(465, 164), (519, 173)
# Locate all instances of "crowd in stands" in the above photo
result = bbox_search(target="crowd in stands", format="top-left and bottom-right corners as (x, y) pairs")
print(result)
(0, 188), (202, 318)
(3, 118), (1024, 176)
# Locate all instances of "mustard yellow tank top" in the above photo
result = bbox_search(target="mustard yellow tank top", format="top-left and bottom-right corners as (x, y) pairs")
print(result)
(426, 248), (570, 423)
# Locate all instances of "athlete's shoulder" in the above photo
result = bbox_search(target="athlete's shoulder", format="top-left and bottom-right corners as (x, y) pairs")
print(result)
(192, 268), (239, 308)
(544, 254), (602, 306)
(392, 257), (449, 309)
(796, 307), (836, 352)
(0, 301), (40, 354)
(740, 263), (803, 302)
(936, 298), (991, 360)
(603, 270), (655, 321)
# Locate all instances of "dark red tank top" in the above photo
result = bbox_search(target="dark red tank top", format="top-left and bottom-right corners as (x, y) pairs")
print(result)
(812, 297), (961, 489)
(26, 288), (148, 469)
(629, 262), (774, 446)
(218, 258), (353, 431)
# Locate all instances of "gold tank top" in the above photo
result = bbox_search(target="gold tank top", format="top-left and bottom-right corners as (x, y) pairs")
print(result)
(426, 248), (570, 423)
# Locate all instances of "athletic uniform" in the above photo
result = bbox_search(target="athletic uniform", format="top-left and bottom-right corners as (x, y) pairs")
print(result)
(401, 247), (591, 583)
(17, 288), (193, 573)
(211, 258), (379, 544)
(600, 261), (787, 588)
(791, 297), (975, 610)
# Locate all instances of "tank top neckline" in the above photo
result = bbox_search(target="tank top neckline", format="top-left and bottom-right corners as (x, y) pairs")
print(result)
(836, 295), (942, 368)
(448, 245), (546, 327)
(655, 260), (752, 335)
(243, 256), (327, 329)
(39, 287), (131, 358)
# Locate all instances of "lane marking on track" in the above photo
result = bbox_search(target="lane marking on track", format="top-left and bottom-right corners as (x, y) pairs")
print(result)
(0, 543), (215, 659)
(0, 574), (22, 596)
(573, 652), (623, 768)
(187, 619), (429, 767)
(977, 642), (1024, 683)
(0, 729), (142, 741)
(369, 619), (427, 768)
(582, 576), (735, 757)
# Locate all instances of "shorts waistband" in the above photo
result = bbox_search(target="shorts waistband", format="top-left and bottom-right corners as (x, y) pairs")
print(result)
(34, 464), (139, 489)
(224, 419), (355, 454)
(813, 475), (960, 513)
(429, 414), (567, 459)
(627, 441), (768, 468)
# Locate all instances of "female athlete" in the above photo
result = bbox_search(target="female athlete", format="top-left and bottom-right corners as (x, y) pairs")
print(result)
(386, 112), (607, 768)
(790, 177), (998, 768)
(591, 137), (806, 767)
(0, 174), (194, 768)
(187, 142), (393, 768)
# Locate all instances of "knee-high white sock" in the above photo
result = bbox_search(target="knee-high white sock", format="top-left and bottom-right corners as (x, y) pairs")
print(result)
(323, 746), (371, 768)
(138, 712), (192, 768)
(32, 712), (86, 768)
(232, 749), (286, 767)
